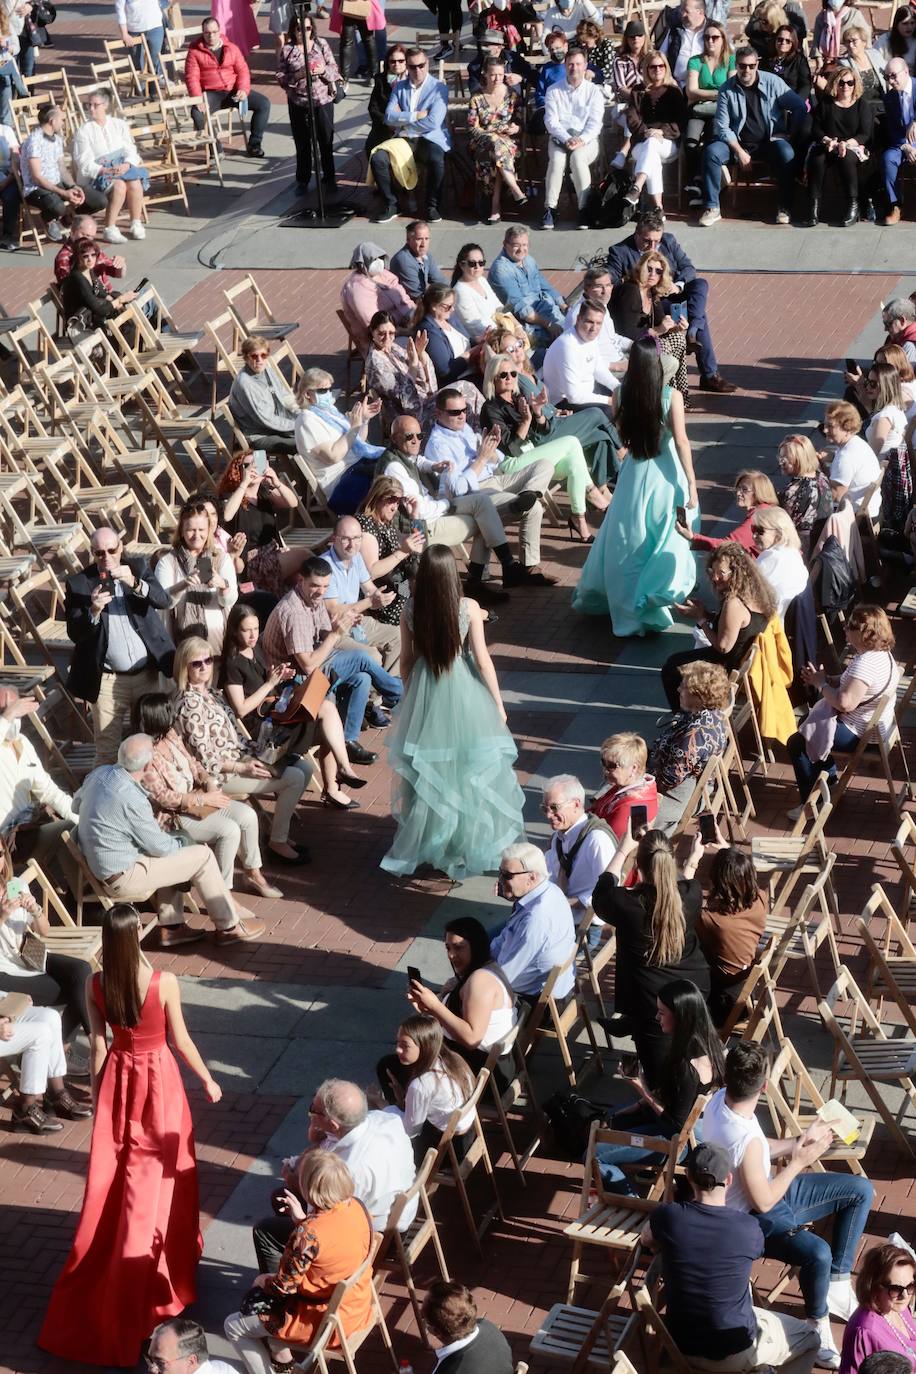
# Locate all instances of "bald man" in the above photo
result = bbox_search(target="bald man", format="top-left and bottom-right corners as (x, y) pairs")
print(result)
(323, 515), (402, 728)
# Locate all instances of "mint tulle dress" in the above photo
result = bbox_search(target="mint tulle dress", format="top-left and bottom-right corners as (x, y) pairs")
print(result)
(572, 386), (698, 638)
(381, 598), (525, 879)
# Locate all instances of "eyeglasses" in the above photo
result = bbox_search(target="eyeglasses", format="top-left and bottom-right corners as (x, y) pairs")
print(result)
(601, 759), (621, 772)
(443, 406), (467, 416)
(190, 656), (214, 669)
(646, 264), (662, 273)
(881, 1282), (916, 1299)
(737, 61), (758, 69)
(247, 351), (269, 360)
(401, 431), (422, 440)
(774, 35), (793, 42)
(497, 867), (527, 880)
(94, 546), (119, 557)
(145, 1356), (184, 1372)
(836, 77), (855, 86)
(540, 802), (569, 815)
(496, 369), (518, 380)
(464, 258), (486, 267)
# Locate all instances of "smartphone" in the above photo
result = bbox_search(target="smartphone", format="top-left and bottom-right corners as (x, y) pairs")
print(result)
(98, 568), (111, 584)
(407, 964), (423, 985)
(365, 387), (379, 404)
(5, 878), (22, 900)
(698, 811), (717, 844)
(409, 520), (425, 537)
(252, 449), (268, 475)
(630, 804), (649, 832)
(196, 554), (213, 585)
(676, 505), (688, 527)
(845, 358), (861, 376)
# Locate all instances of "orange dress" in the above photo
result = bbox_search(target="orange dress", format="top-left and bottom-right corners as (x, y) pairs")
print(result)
(38, 971), (201, 1367)
(263, 1197), (374, 1347)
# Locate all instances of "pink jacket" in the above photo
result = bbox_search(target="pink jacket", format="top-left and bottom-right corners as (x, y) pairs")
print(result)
(329, 0), (386, 34)
(340, 269), (413, 353)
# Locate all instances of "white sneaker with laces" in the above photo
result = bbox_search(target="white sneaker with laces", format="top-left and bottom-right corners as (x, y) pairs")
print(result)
(103, 224), (126, 243)
(129, 219), (146, 239)
(46, 219), (64, 241)
(826, 1277), (857, 1321)
(698, 207), (721, 227)
(809, 1317), (841, 1369)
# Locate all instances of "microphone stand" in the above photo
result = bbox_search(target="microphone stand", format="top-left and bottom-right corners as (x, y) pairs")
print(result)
(283, 0), (354, 228)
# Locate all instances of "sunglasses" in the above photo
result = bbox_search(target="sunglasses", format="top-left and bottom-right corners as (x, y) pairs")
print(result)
(190, 656), (214, 669)
(836, 77), (855, 85)
(496, 369), (518, 380)
(94, 547), (119, 557)
(540, 802), (568, 815)
(497, 867), (526, 880)
(248, 351), (269, 360)
(464, 258), (486, 267)
(408, 61), (428, 70)
(775, 35), (793, 42)
(647, 63), (666, 70)
(751, 525), (766, 535)
(443, 406), (467, 416)
(402, 431), (422, 440)
(646, 264), (662, 272)
(601, 759), (622, 771)
(390, 57), (406, 63)
(706, 32), (723, 38)
(737, 62), (758, 69)
(881, 1282), (916, 1299)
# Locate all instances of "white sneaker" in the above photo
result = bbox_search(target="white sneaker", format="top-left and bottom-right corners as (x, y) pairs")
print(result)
(698, 207), (721, 227)
(809, 1317), (841, 1369)
(611, 151), (627, 170)
(827, 1277), (857, 1322)
(129, 219), (146, 240)
(720, 165), (732, 187)
(46, 219), (63, 242)
(103, 224), (126, 243)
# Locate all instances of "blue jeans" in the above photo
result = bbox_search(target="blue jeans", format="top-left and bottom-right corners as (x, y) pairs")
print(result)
(703, 136), (795, 212)
(18, 40), (36, 78)
(755, 1172), (874, 1318)
(787, 721), (858, 800)
(0, 61), (27, 128)
(128, 25), (164, 76)
(679, 276), (717, 378)
(883, 144), (909, 208)
(327, 648), (402, 742)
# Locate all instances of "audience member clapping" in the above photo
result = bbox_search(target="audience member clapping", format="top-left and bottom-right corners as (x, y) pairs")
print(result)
(294, 367), (383, 514)
(590, 732), (659, 837)
(373, 1013), (475, 1162)
(172, 635), (314, 864)
(647, 660), (730, 831)
(217, 450), (302, 602)
(840, 1243), (916, 1374)
(364, 310), (439, 434)
(154, 500), (239, 653)
(752, 507), (809, 619)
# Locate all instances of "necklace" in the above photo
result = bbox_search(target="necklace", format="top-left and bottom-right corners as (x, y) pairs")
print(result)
(879, 1310), (916, 1361)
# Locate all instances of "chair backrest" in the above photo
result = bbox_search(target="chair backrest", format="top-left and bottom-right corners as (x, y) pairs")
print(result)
(717, 932), (774, 1042)
(380, 1145), (437, 1237)
(856, 885), (916, 1037)
(892, 813), (916, 924)
(633, 1286), (692, 1374)
(434, 1065), (491, 1162)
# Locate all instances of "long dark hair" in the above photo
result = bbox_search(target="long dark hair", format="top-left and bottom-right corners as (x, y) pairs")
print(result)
(221, 602), (260, 682)
(100, 904), (142, 1028)
(617, 337), (663, 460)
(656, 978), (726, 1113)
(397, 1013), (475, 1100)
(888, 5), (913, 57)
(411, 544), (461, 677)
(706, 848), (762, 915)
(445, 916), (493, 974)
(451, 242), (485, 286)
(135, 691), (174, 741)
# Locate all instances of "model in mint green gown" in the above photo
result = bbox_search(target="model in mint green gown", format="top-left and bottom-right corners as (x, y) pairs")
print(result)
(572, 386), (698, 637)
(381, 599), (524, 879)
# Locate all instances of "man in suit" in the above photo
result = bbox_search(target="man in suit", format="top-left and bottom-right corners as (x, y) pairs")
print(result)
(389, 219), (447, 300)
(607, 207), (736, 393)
(369, 48), (450, 224)
(881, 58), (916, 225)
(64, 526), (173, 767)
(421, 1281), (514, 1373)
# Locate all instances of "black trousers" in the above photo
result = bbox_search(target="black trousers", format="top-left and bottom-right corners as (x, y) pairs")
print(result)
(0, 953), (93, 1039)
(288, 99), (335, 187)
(27, 185), (106, 223)
(806, 144), (866, 203)
(252, 1212), (293, 1274)
(437, 0), (462, 33)
(191, 88), (271, 145)
(339, 19), (376, 79)
(370, 137), (445, 213)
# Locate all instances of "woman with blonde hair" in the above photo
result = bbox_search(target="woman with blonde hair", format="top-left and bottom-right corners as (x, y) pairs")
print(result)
(678, 468), (777, 554)
(592, 827), (710, 1086)
(154, 500), (239, 653)
(777, 434), (834, 544)
(751, 506), (808, 618)
(623, 50), (687, 215)
(648, 660), (730, 831)
(224, 1149), (373, 1373)
(356, 476), (425, 628)
(663, 543), (776, 708)
(746, 0), (797, 60)
(611, 249), (688, 399)
(590, 731), (658, 836)
(802, 64), (873, 229)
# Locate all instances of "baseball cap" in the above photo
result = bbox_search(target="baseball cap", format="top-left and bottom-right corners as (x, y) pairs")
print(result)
(687, 1142), (732, 1188)
(623, 19), (645, 36)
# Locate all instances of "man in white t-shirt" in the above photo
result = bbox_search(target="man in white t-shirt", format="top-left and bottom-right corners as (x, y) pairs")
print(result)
(542, 301), (620, 412)
(700, 1042), (875, 1370)
(823, 402), (881, 518)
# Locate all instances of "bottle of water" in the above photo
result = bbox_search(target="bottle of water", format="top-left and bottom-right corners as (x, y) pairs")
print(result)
(398, 1361), (414, 1374)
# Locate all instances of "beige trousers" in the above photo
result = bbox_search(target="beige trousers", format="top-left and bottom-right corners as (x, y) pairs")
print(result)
(103, 845), (238, 929)
(691, 1307), (819, 1374)
(91, 668), (161, 766)
(222, 763), (312, 845)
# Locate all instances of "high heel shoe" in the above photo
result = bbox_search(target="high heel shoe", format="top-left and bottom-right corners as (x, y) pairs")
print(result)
(322, 792), (361, 810)
(567, 517), (594, 544)
(337, 771), (368, 788)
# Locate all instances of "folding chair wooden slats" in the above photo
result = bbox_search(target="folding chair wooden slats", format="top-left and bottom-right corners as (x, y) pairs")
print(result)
(373, 1147), (448, 1345)
(763, 1034), (873, 1176)
(828, 692), (908, 818)
(430, 1067), (504, 1255)
(858, 885), (916, 1037)
(517, 952), (604, 1088)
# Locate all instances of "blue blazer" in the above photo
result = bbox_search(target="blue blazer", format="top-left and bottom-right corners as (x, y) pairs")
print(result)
(385, 76), (452, 151)
(883, 87), (912, 148)
(419, 314), (470, 385)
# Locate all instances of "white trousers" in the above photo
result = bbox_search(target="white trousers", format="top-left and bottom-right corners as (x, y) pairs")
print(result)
(224, 1309), (282, 1374)
(2, 1007), (67, 1094)
(632, 136), (678, 195)
(545, 137), (599, 208)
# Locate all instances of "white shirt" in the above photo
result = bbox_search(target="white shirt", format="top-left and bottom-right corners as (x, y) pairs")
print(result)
(198, 1361), (240, 1374)
(541, 328), (620, 406)
(865, 403), (906, 455)
(829, 434), (881, 516)
(71, 116), (140, 186)
(318, 1112), (418, 1231)
(755, 546), (808, 621)
(541, 0), (601, 33)
(545, 813), (616, 908)
(0, 123), (18, 176)
(153, 548), (238, 653)
(564, 298), (631, 369)
(453, 279), (503, 342)
(667, 22), (705, 86)
(0, 717), (76, 833)
(387, 1063), (475, 1137)
(700, 1087), (771, 1214)
(114, 0), (163, 33)
(544, 77), (605, 146)
(435, 1328), (481, 1365)
(381, 455), (449, 521)
(295, 406), (361, 493)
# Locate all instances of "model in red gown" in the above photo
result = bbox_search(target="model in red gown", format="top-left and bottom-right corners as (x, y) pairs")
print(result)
(38, 971), (202, 1367)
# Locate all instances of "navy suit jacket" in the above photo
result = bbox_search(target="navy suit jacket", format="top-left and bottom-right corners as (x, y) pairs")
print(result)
(607, 231), (697, 287)
(883, 87), (912, 147)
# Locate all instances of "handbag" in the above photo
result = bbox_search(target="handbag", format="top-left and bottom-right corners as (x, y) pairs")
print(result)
(272, 670), (330, 725)
(20, 929), (47, 974)
(341, 0), (371, 19)
(0, 991), (31, 1021)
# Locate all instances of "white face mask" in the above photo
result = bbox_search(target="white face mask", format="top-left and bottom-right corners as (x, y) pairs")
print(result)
(492, 0), (509, 12)
(367, 257), (385, 275)
(826, 0), (844, 12)
(313, 389), (336, 408)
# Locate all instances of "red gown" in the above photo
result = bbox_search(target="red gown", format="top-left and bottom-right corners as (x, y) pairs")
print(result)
(38, 971), (202, 1367)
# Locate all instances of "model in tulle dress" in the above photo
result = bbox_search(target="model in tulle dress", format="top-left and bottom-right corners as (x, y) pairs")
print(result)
(211, 0), (260, 54)
(39, 906), (222, 1368)
(573, 339), (699, 638)
(381, 544), (524, 879)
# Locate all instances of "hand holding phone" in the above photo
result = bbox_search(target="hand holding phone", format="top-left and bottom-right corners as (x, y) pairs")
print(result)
(196, 554), (213, 585)
(845, 358), (861, 377)
(698, 811), (717, 844)
(676, 505), (688, 527)
(630, 803), (649, 833)
(407, 964), (423, 985)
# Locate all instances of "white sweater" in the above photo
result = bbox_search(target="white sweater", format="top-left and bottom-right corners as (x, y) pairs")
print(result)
(0, 718), (77, 833)
(71, 116), (141, 186)
(114, 0), (163, 33)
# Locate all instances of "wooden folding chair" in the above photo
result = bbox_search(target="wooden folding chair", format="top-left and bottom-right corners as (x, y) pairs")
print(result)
(18, 858), (104, 970)
(222, 273), (301, 356)
(857, 885), (916, 1036)
(373, 1147), (449, 1345)
(430, 1067), (504, 1254)
(286, 1253), (397, 1373)
(763, 1034), (874, 1178)
(518, 952), (604, 1088)
(892, 813), (916, 926)
(716, 933), (774, 1042)
(575, 905), (617, 1022)
(728, 640), (773, 778)
(531, 1247), (644, 1374)
(817, 965), (916, 1157)
(130, 106), (190, 214)
(828, 692), (909, 817)
(159, 93), (225, 185)
(741, 960), (787, 1055)
(477, 1015), (541, 1180)
(9, 164), (46, 255)
(633, 1286), (692, 1374)
(769, 863), (841, 1000)
(751, 777), (838, 928)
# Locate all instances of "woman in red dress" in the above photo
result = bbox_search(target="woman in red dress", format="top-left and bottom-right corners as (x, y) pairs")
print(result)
(38, 904), (222, 1367)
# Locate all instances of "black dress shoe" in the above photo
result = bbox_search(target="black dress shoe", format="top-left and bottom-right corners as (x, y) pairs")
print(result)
(346, 742), (378, 766)
(46, 1090), (93, 1120)
(338, 772), (368, 788)
(267, 844), (312, 867)
(515, 566), (558, 587)
(505, 491), (539, 518)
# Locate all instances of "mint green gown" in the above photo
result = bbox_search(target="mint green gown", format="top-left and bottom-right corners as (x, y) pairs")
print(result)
(381, 599), (525, 879)
(572, 386), (698, 638)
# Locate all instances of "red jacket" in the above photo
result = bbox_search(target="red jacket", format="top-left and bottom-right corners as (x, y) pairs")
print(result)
(185, 37), (251, 96)
(589, 775), (658, 839)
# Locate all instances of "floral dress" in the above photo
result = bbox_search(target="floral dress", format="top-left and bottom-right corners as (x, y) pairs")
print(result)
(468, 88), (519, 194)
(647, 708), (728, 794)
(780, 472), (833, 546)
(357, 513), (413, 625)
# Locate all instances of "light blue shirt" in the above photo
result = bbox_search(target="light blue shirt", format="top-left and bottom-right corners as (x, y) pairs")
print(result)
(488, 247), (565, 321)
(425, 423), (504, 498)
(75, 765), (178, 880)
(490, 878), (576, 998)
(324, 548), (372, 606)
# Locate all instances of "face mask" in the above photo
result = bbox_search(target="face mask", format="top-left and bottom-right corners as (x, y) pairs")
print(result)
(493, 0), (508, 12)
(313, 390), (335, 408)
(827, 0), (844, 12)
(367, 257), (385, 275)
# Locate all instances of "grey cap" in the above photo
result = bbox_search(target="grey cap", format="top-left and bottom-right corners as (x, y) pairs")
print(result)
(687, 1142), (732, 1187)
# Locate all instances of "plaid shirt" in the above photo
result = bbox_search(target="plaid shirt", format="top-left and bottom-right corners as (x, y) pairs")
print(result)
(261, 586), (331, 668)
(53, 241), (123, 291)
